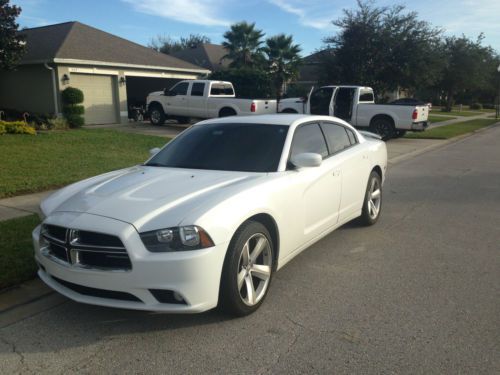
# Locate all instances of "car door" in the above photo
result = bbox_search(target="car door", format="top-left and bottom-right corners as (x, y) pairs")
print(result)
(308, 87), (335, 115)
(320, 121), (370, 222)
(189, 82), (207, 118)
(289, 123), (342, 242)
(165, 81), (190, 116)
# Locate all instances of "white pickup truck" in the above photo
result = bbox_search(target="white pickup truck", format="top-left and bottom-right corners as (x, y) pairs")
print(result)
(147, 80), (277, 125)
(278, 86), (429, 139)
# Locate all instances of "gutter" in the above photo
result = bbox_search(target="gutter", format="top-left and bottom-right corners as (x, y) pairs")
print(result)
(44, 62), (59, 116)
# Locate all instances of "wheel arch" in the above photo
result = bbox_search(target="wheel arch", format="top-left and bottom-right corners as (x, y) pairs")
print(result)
(218, 106), (238, 117)
(148, 101), (164, 112)
(369, 114), (395, 128)
(280, 108), (298, 114)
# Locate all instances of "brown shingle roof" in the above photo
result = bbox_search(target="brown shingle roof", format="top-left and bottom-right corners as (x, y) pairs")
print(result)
(171, 43), (231, 71)
(19, 21), (208, 72)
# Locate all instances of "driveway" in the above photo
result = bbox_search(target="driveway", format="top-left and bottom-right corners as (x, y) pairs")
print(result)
(1, 126), (499, 373)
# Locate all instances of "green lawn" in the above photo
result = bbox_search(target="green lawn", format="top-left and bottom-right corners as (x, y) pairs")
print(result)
(405, 119), (498, 139)
(0, 215), (40, 290)
(0, 129), (168, 198)
(433, 110), (485, 117)
(428, 115), (456, 123)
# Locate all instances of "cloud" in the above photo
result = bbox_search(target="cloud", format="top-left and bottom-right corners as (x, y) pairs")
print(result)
(123, 0), (231, 27)
(267, 0), (338, 30)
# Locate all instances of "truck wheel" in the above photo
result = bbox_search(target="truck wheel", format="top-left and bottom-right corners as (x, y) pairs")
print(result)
(395, 130), (407, 138)
(370, 118), (395, 141)
(219, 108), (237, 117)
(149, 105), (166, 126)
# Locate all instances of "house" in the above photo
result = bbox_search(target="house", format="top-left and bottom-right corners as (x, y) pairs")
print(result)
(0, 22), (210, 125)
(171, 43), (231, 72)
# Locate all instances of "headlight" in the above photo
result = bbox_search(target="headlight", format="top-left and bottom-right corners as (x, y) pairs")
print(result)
(139, 225), (214, 252)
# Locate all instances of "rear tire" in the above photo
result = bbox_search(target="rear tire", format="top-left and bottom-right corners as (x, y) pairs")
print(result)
(358, 171), (382, 226)
(395, 130), (407, 138)
(219, 108), (237, 117)
(149, 105), (166, 125)
(370, 118), (395, 140)
(219, 221), (274, 316)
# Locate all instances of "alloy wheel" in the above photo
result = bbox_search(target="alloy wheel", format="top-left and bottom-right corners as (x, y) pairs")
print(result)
(368, 177), (381, 220)
(237, 233), (272, 306)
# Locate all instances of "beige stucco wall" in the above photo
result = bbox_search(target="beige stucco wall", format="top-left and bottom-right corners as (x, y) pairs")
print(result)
(0, 65), (55, 114)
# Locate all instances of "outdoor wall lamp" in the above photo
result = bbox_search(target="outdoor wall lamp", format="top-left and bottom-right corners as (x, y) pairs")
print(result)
(61, 74), (70, 85)
(119, 76), (126, 86)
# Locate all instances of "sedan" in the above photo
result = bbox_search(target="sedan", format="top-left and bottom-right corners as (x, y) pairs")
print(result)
(33, 114), (387, 316)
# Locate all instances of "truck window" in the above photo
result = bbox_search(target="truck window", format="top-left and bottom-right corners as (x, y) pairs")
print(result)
(320, 122), (352, 154)
(359, 90), (374, 102)
(210, 84), (234, 96)
(191, 82), (205, 96)
(170, 82), (189, 96)
(290, 123), (328, 159)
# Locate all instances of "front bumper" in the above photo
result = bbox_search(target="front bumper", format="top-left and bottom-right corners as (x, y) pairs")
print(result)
(33, 212), (228, 313)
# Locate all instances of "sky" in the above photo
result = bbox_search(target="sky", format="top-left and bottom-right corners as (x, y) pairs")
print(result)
(11, 0), (500, 56)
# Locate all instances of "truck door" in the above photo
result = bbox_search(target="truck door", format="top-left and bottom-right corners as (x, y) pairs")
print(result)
(333, 87), (356, 122)
(189, 82), (206, 118)
(165, 81), (190, 116)
(308, 87), (335, 115)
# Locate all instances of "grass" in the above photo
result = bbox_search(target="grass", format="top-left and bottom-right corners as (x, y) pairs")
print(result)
(0, 215), (40, 290)
(0, 129), (168, 198)
(405, 119), (498, 139)
(428, 115), (456, 123)
(433, 110), (484, 117)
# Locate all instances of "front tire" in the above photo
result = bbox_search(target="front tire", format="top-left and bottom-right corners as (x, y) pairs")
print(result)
(359, 171), (382, 226)
(219, 221), (274, 316)
(149, 105), (166, 125)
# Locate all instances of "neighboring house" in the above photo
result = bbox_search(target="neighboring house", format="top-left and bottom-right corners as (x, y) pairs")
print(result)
(171, 43), (231, 72)
(0, 22), (210, 125)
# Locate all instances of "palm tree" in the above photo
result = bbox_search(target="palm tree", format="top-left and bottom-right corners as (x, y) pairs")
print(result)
(263, 34), (302, 110)
(222, 22), (265, 68)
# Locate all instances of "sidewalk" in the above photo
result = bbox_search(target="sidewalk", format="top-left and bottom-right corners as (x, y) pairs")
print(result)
(0, 190), (54, 221)
(429, 111), (493, 128)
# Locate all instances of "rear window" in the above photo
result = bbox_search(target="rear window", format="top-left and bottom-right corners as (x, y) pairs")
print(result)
(210, 83), (234, 96)
(359, 90), (374, 102)
(191, 82), (205, 96)
(320, 123), (352, 154)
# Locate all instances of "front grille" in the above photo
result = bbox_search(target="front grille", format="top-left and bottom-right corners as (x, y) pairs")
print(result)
(52, 276), (142, 303)
(40, 225), (132, 271)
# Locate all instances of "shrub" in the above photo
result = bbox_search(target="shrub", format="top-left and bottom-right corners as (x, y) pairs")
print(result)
(209, 68), (274, 98)
(47, 117), (69, 130)
(65, 114), (84, 128)
(0, 123), (5, 135)
(0, 121), (36, 135)
(482, 103), (495, 109)
(470, 102), (482, 110)
(61, 87), (84, 105)
(62, 87), (85, 127)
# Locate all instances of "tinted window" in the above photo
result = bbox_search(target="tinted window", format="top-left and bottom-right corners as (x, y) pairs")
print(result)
(310, 87), (334, 115)
(146, 123), (288, 172)
(290, 123), (328, 159)
(190, 82), (205, 96)
(210, 84), (234, 96)
(359, 91), (374, 102)
(321, 123), (352, 154)
(345, 128), (357, 145)
(170, 82), (189, 95)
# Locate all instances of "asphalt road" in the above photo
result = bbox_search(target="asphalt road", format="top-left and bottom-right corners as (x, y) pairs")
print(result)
(1, 127), (499, 374)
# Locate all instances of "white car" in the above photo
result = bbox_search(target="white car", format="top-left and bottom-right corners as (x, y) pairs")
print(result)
(33, 114), (387, 316)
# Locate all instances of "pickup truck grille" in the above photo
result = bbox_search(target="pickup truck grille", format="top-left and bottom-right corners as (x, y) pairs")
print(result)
(40, 224), (131, 271)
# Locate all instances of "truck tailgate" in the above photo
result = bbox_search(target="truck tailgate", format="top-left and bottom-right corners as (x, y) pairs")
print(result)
(414, 105), (429, 122)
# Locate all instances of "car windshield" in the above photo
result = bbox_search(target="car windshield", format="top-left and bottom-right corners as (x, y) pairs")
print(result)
(146, 123), (289, 172)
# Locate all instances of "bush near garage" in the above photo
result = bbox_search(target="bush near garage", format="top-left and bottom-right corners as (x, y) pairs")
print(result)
(482, 103), (495, 109)
(62, 87), (85, 128)
(0, 121), (36, 135)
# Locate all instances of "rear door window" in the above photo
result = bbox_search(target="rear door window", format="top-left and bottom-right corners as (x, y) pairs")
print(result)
(320, 122), (354, 154)
(190, 82), (205, 96)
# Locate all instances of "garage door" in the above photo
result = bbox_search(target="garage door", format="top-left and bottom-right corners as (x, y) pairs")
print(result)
(70, 74), (117, 125)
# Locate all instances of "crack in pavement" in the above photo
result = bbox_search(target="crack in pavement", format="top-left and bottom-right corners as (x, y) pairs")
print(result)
(0, 335), (27, 372)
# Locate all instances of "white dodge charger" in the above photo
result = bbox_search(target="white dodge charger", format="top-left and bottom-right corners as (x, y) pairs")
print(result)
(33, 114), (387, 316)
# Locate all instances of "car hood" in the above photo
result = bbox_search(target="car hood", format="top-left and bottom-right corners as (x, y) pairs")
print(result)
(43, 166), (262, 229)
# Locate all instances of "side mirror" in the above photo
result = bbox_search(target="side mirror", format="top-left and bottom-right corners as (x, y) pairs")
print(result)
(149, 147), (161, 157)
(290, 153), (322, 168)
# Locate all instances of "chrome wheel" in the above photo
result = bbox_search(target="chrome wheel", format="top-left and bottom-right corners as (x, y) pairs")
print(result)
(237, 233), (272, 306)
(368, 177), (381, 220)
(151, 109), (161, 123)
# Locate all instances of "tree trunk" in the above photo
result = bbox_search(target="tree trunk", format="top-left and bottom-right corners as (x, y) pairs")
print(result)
(446, 91), (454, 112)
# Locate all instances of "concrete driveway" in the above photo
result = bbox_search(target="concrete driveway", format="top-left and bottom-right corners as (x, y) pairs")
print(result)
(1, 126), (499, 373)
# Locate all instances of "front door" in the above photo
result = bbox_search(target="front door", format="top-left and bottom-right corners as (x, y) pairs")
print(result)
(165, 81), (190, 116)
